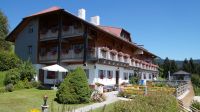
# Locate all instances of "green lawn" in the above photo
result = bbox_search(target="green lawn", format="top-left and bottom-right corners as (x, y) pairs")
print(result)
(0, 71), (6, 87)
(0, 88), (90, 112)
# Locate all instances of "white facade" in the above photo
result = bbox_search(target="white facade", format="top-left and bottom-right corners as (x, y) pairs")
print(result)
(35, 63), (155, 86)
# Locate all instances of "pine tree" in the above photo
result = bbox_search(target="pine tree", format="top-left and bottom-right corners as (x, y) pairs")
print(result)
(170, 60), (178, 73)
(163, 57), (171, 78)
(182, 58), (190, 72)
(0, 10), (11, 51)
(56, 67), (91, 104)
(189, 58), (195, 73)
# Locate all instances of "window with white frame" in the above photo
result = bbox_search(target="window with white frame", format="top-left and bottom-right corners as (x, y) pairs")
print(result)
(27, 45), (32, 57)
(101, 50), (107, 59)
(98, 70), (106, 79)
(124, 72), (129, 80)
(107, 70), (113, 79)
(84, 69), (89, 79)
(110, 53), (115, 60)
(118, 55), (122, 62)
(149, 74), (151, 79)
(124, 57), (128, 62)
(143, 74), (146, 79)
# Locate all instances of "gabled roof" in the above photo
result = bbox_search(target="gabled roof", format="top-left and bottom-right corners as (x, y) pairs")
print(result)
(99, 26), (122, 37)
(6, 6), (157, 58)
(173, 70), (190, 75)
(26, 6), (62, 18)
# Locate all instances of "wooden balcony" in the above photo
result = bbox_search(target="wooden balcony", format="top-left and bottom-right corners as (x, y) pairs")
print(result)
(39, 26), (83, 41)
(39, 47), (97, 63)
(40, 29), (58, 41)
(62, 26), (83, 38)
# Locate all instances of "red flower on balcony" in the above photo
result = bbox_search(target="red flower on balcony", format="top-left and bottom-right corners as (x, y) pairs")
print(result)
(110, 49), (118, 54)
(101, 47), (109, 51)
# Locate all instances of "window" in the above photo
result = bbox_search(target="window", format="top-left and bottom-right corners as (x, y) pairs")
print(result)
(84, 69), (89, 79)
(47, 71), (56, 79)
(101, 50), (107, 58)
(62, 72), (67, 79)
(98, 70), (106, 79)
(124, 57), (128, 62)
(28, 45), (32, 57)
(124, 72), (128, 80)
(143, 74), (146, 79)
(129, 73), (134, 79)
(118, 55), (122, 61)
(28, 25), (33, 33)
(107, 70), (113, 79)
(110, 53), (115, 60)
(149, 74), (152, 79)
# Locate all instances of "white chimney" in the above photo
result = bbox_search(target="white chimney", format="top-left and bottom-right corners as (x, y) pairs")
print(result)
(78, 8), (86, 20)
(90, 16), (100, 25)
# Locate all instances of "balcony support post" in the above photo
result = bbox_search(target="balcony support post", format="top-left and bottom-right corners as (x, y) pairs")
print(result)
(57, 11), (63, 65)
(83, 25), (88, 66)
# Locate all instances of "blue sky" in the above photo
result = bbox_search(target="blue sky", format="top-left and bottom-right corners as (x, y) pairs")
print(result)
(1, 0), (200, 60)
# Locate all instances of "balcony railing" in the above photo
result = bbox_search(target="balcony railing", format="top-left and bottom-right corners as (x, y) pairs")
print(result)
(39, 26), (83, 41)
(39, 53), (58, 62)
(40, 29), (58, 41)
(97, 47), (158, 71)
(39, 48), (97, 62)
(62, 26), (83, 38)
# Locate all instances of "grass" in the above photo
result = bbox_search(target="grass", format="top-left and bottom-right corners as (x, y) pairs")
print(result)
(0, 88), (90, 112)
(0, 71), (6, 87)
(92, 93), (179, 112)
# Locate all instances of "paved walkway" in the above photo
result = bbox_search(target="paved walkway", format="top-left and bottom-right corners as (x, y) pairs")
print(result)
(179, 81), (195, 108)
(74, 91), (119, 112)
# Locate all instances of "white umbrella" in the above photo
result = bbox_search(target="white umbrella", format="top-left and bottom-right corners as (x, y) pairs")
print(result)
(42, 64), (68, 88)
(42, 64), (68, 72)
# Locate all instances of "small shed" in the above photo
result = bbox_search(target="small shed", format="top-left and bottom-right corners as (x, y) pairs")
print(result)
(171, 70), (191, 80)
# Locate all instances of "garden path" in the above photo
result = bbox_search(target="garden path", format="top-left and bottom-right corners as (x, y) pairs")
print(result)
(74, 91), (119, 112)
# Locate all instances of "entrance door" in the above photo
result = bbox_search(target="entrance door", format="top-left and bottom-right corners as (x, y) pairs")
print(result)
(116, 71), (119, 85)
(39, 69), (44, 84)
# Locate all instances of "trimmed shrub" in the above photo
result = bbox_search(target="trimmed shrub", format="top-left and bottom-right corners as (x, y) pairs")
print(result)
(114, 93), (179, 112)
(5, 83), (14, 92)
(4, 68), (20, 85)
(0, 51), (21, 71)
(56, 67), (91, 104)
(129, 74), (139, 85)
(18, 61), (36, 81)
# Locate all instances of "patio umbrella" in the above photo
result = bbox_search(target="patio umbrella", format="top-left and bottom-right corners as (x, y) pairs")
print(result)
(42, 64), (68, 87)
(42, 64), (68, 72)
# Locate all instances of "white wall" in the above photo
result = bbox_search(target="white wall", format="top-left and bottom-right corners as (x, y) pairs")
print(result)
(33, 64), (46, 81)
(67, 64), (134, 86)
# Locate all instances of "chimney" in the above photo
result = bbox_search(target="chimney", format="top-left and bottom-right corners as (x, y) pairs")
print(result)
(78, 8), (86, 20)
(90, 16), (100, 25)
